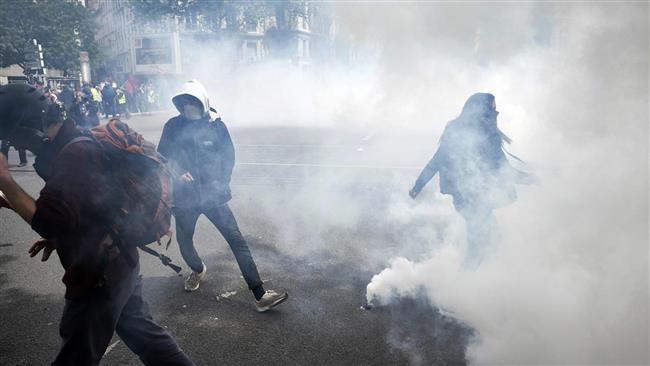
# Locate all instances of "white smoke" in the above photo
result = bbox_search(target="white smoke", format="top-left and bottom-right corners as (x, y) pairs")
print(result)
(163, 2), (648, 364)
(365, 2), (649, 365)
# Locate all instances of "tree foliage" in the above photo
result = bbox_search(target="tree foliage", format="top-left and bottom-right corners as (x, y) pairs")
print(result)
(0, 0), (100, 75)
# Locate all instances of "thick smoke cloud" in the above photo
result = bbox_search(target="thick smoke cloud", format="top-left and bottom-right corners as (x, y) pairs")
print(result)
(360, 2), (649, 365)
(168, 2), (648, 364)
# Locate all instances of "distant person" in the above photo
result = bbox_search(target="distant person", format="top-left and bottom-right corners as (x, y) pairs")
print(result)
(1, 139), (27, 167)
(136, 84), (148, 113)
(102, 82), (117, 118)
(146, 84), (158, 111)
(0, 83), (195, 365)
(58, 85), (74, 112)
(123, 75), (140, 113)
(116, 87), (130, 119)
(90, 83), (103, 117)
(67, 91), (87, 128)
(409, 93), (537, 269)
(157, 80), (288, 312)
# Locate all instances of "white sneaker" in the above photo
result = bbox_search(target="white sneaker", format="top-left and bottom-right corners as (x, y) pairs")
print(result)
(255, 290), (288, 312)
(184, 263), (206, 292)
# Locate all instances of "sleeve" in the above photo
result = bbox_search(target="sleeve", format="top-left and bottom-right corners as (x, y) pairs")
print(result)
(157, 121), (174, 159)
(216, 119), (235, 184)
(157, 121), (185, 176)
(412, 148), (441, 194)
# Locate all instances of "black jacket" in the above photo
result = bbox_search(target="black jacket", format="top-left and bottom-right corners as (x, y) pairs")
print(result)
(413, 93), (523, 209)
(32, 119), (135, 299)
(157, 115), (235, 208)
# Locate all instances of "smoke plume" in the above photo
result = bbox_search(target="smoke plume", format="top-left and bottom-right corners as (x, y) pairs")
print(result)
(161, 2), (648, 364)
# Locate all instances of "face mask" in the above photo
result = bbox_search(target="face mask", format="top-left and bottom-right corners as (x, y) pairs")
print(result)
(183, 104), (203, 120)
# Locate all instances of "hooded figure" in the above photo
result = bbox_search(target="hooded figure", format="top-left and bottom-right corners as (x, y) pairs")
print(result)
(410, 93), (535, 268)
(159, 79), (234, 207)
(158, 80), (288, 311)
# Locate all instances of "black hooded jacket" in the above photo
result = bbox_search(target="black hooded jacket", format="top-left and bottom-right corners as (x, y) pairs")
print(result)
(413, 93), (522, 209)
(157, 115), (235, 208)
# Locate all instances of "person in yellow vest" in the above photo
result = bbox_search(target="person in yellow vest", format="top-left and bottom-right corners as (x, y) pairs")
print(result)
(90, 85), (103, 119)
(116, 87), (130, 119)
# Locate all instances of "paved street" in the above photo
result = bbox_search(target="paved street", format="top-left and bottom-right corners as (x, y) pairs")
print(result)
(0, 113), (471, 365)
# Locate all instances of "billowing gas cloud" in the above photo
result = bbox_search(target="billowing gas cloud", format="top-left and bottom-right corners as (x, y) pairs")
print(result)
(167, 2), (648, 364)
(363, 3), (649, 365)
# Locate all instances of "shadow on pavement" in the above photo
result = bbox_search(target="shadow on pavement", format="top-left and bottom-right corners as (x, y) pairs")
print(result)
(0, 254), (64, 365)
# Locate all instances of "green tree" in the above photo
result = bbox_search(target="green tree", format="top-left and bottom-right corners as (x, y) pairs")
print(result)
(0, 0), (100, 75)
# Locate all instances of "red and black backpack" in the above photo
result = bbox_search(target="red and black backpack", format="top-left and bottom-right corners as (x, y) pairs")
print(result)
(65, 118), (180, 272)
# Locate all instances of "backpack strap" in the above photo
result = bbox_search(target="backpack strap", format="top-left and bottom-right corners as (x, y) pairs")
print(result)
(59, 136), (95, 156)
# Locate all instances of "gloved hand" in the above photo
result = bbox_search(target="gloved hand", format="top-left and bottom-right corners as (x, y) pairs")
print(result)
(409, 187), (419, 199)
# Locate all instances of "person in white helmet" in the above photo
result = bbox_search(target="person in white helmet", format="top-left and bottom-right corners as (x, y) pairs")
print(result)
(158, 80), (288, 312)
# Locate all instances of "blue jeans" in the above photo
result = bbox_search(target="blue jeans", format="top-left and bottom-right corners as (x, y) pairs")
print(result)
(174, 203), (264, 291)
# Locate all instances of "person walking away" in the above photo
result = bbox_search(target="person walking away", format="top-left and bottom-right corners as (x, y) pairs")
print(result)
(158, 80), (288, 312)
(0, 83), (196, 365)
(59, 85), (75, 113)
(102, 83), (117, 118)
(409, 93), (537, 269)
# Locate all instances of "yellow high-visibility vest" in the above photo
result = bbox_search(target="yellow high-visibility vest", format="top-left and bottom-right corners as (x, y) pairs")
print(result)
(90, 88), (101, 102)
(117, 92), (127, 104)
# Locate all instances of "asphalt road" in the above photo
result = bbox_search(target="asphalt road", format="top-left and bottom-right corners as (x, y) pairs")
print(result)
(0, 113), (471, 365)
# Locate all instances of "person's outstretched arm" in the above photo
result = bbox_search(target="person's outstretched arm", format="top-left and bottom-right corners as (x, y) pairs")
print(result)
(410, 149), (441, 199)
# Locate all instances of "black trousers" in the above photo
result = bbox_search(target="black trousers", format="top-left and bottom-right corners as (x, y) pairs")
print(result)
(53, 262), (195, 366)
(453, 194), (498, 269)
(1, 140), (26, 164)
(174, 203), (264, 291)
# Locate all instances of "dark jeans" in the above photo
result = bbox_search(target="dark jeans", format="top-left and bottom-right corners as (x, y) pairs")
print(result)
(174, 203), (264, 291)
(453, 195), (498, 270)
(1, 140), (27, 164)
(53, 263), (195, 366)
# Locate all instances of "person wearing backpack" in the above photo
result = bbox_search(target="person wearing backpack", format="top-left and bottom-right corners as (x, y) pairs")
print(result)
(0, 83), (195, 366)
(158, 80), (288, 312)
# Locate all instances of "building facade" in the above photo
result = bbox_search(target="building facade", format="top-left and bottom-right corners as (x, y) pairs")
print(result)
(88, 0), (340, 82)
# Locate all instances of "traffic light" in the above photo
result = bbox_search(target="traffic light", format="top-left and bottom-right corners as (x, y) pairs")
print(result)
(24, 39), (46, 75)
